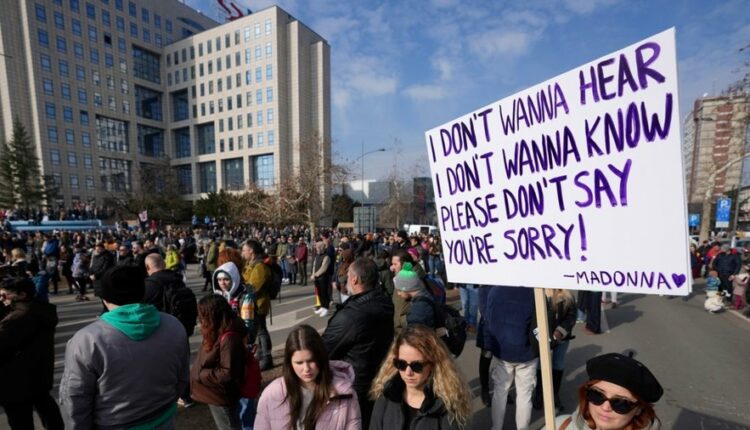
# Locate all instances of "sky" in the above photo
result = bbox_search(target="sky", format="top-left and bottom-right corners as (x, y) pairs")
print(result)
(186, 0), (750, 182)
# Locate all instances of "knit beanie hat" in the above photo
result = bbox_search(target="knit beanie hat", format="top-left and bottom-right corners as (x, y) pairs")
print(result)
(394, 262), (422, 292)
(100, 265), (145, 306)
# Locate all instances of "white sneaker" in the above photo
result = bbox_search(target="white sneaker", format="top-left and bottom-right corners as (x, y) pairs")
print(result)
(318, 308), (329, 317)
(314, 307), (323, 315)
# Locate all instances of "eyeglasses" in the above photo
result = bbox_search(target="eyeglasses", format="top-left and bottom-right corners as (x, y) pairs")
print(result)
(393, 358), (429, 374)
(586, 388), (638, 414)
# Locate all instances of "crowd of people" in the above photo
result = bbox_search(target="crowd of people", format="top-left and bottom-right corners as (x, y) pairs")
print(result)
(0, 221), (666, 430)
(692, 240), (750, 314)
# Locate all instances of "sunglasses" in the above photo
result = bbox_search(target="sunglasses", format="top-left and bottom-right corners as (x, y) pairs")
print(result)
(393, 358), (429, 374)
(586, 388), (638, 414)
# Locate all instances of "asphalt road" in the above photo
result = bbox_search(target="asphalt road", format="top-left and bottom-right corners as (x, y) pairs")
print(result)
(3, 267), (750, 429)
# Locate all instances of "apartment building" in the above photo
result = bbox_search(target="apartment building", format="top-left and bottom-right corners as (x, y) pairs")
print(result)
(0, 0), (330, 209)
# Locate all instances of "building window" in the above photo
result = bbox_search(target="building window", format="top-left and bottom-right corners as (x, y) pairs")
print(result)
(253, 154), (274, 188)
(66, 129), (75, 145)
(60, 84), (70, 100)
(67, 151), (78, 167)
(90, 48), (99, 64)
(69, 174), (80, 189)
(59, 60), (69, 76)
(43, 79), (54, 95)
(256, 90), (262, 105)
(38, 30), (50, 48)
(122, 100), (129, 113)
(76, 65), (85, 81)
(265, 19), (272, 35)
(256, 67), (261, 82)
(63, 106), (73, 122)
(257, 132), (264, 146)
(245, 48), (251, 64)
(165, 19), (172, 33)
(78, 88), (87, 104)
(247, 112), (252, 127)
(86, 175), (95, 189)
(175, 164), (192, 194)
(173, 127), (190, 158)
(128, 1), (135, 17)
(99, 156), (132, 191)
(35, 3), (47, 22)
(70, 0), (80, 13)
(265, 42), (272, 58)
(94, 92), (102, 107)
(171, 89), (189, 122)
(83, 153), (93, 168)
(266, 87), (273, 102)
(247, 134), (253, 148)
(266, 65), (273, 80)
(48, 126), (58, 144)
(45, 103), (56, 119)
(134, 85), (163, 120)
(54, 12), (64, 29)
(141, 7), (149, 23)
(80, 110), (89, 125)
(96, 115), (129, 153)
(223, 158), (243, 190)
(268, 131), (274, 146)
(82, 132), (91, 147)
(137, 124), (164, 157)
(74, 42), (84, 58)
(199, 161), (216, 193)
(267, 108), (273, 124)
(130, 22), (137, 37)
(254, 23), (261, 38)
(102, 10), (110, 26)
(116, 16), (124, 32)
(256, 110), (263, 125)
(85, 2), (95, 19)
(197, 122), (215, 155)
(108, 95), (116, 111)
(143, 29), (150, 43)
(88, 26), (97, 42)
(255, 46), (261, 59)
(50, 149), (61, 165)
(40, 54), (52, 71)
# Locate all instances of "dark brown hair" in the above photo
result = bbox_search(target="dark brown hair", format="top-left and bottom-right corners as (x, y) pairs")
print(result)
(577, 380), (660, 430)
(282, 325), (334, 430)
(198, 295), (234, 352)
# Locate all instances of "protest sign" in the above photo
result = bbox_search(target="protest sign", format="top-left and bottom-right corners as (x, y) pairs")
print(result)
(425, 28), (690, 296)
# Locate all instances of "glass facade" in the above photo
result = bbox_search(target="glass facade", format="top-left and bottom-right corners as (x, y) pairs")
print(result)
(137, 124), (164, 157)
(198, 161), (216, 193)
(173, 127), (190, 158)
(99, 156), (132, 192)
(223, 158), (243, 190)
(171, 89), (189, 122)
(176, 164), (192, 194)
(96, 115), (129, 153)
(197, 122), (215, 155)
(135, 85), (162, 120)
(252, 154), (274, 189)
(132, 45), (160, 84)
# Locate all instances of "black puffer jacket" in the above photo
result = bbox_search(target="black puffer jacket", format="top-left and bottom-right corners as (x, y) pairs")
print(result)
(369, 376), (459, 430)
(322, 287), (394, 397)
(0, 299), (58, 402)
(90, 250), (115, 296)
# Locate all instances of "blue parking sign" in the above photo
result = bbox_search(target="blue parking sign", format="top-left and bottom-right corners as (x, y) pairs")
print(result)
(716, 197), (731, 228)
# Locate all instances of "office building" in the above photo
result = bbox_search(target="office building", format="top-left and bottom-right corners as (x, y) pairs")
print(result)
(0, 1), (330, 209)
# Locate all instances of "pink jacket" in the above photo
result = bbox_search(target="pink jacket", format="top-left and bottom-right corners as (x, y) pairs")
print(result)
(254, 360), (361, 430)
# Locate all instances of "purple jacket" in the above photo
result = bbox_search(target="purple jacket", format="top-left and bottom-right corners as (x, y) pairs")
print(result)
(254, 360), (361, 430)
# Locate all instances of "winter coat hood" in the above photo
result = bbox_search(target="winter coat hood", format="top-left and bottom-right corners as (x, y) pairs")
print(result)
(212, 262), (242, 299)
(329, 360), (357, 397)
(100, 303), (161, 341)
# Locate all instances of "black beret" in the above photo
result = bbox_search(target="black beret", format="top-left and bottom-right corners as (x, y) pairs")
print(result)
(586, 353), (663, 403)
(100, 265), (145, 306)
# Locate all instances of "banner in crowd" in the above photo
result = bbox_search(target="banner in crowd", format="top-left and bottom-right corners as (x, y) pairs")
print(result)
(424, 29), (690, 296)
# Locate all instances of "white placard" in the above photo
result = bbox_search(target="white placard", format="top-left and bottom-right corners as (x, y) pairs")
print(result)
(425, 29), (690, 296)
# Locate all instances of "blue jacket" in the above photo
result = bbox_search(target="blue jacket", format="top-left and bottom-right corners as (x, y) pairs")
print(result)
(484, 285), (536, 363)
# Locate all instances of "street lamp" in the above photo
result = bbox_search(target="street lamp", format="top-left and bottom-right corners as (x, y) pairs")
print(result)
(354, 143), (386, 205)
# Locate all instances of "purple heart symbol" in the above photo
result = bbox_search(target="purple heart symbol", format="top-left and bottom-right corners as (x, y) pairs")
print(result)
(671, 273), (686, 288)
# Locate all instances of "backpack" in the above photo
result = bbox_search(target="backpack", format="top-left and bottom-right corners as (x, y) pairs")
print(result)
(423, 274), (447, 305)
(263, 261), (283, 300)
(162, 275), (198, 336)
(219, 331), (262, 399)
(414, 296), (468, 357)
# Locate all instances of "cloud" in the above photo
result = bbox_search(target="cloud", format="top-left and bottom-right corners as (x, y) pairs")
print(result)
(562, 0), (618, 14)
(314, 16), (358, 41)
(403, 84), (447, 101)
(469, 29), (533, 59)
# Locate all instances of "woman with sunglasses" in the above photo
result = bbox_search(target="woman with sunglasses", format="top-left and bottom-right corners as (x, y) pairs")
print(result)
(369, 325), (472, 430)
(254, 324), (361, 430)
(546, 352), (662, 430)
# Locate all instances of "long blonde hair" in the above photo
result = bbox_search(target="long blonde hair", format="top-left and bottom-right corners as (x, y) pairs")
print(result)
(369, 325), (471, 428)
(546, 288), (574, 309)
